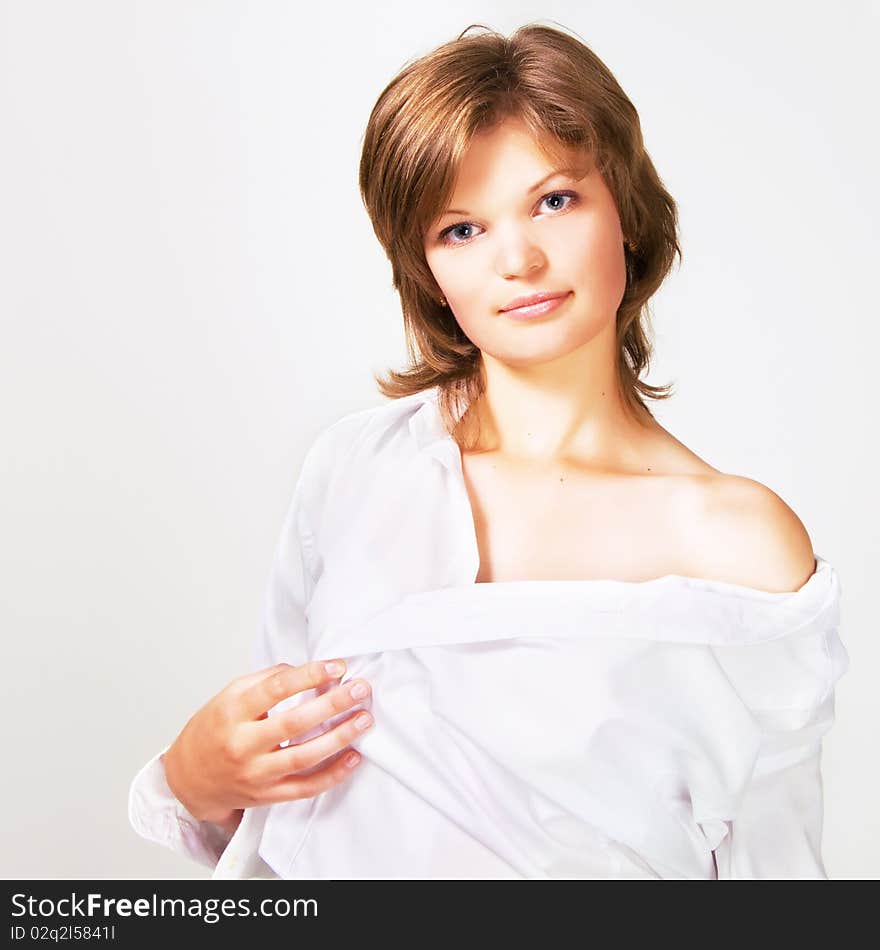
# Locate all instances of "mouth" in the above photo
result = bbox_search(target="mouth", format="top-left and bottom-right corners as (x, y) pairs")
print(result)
(500, 291), (572, 320)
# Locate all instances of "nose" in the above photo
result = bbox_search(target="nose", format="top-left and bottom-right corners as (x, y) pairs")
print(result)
(496, 234), (545, 280)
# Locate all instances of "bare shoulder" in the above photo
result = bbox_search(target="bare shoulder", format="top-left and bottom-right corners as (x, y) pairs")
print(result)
(681, 473), (817, 593)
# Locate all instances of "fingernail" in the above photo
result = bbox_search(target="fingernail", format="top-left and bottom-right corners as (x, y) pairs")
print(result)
(325, 660), (345, 676)
(350, 681), (369, 700)
(354, 713), (373, 731)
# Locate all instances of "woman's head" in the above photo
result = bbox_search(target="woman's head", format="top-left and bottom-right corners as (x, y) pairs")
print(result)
(359, 22), (681, 447)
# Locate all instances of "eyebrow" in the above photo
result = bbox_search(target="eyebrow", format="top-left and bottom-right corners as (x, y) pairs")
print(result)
(439, 165), (586, 220)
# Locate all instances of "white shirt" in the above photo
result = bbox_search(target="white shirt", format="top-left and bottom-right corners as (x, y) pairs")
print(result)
(128, 385), (850, 879)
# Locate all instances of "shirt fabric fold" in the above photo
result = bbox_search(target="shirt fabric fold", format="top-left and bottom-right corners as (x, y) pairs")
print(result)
(128, 386), (849, 879)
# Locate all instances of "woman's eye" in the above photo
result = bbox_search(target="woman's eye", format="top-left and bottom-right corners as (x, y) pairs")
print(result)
(442, 222), (477, 245)
(437, 191), (578, 247)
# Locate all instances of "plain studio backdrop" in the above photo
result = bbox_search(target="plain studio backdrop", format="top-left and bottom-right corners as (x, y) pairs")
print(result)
(1, 0), (877, 880)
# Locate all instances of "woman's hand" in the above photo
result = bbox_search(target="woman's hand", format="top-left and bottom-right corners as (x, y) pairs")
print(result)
(162, 660), (373, 830)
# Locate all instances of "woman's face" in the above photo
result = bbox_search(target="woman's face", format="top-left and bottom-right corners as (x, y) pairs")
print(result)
(423, 117), (628, 368)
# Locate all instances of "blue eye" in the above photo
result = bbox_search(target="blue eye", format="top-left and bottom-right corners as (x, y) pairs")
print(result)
(437, 191), (579, 247)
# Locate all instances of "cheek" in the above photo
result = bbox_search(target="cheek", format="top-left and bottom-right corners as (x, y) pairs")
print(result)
(567, 218), (626, 300)
(427, 253), (493, 334)
(430, 252), (482, 296)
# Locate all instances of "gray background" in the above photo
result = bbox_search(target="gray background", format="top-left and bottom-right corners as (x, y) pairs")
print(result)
(1, 0), (876, 879)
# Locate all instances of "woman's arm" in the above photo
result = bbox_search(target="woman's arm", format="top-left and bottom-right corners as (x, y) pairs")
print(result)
(128, 446), (321, 871)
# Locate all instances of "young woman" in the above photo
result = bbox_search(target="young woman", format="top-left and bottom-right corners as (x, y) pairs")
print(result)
(129, 23), (849, 880)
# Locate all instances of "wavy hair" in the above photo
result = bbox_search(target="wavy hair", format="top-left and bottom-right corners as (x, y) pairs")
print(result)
(358, 22), (681, 449)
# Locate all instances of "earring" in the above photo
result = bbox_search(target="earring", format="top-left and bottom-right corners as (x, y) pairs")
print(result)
(625, 238), (639, 252)
(439, 296), (448, 307)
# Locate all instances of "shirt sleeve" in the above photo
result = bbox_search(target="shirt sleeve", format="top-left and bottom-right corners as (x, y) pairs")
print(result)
(711, 748), (829, 879)
(127, 746), (238, 871)
(710, 621), (849, 880)
(128, 451), (321, 871)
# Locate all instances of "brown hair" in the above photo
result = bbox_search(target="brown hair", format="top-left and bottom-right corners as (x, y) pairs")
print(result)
(358, 21), (681, 450)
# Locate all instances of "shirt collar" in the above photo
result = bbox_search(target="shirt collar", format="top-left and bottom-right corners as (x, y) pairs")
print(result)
(407, 385), (469, 468)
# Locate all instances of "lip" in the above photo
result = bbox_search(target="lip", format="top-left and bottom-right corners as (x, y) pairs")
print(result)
(500, 291), (572, 320)
(500, 290), (570, 312)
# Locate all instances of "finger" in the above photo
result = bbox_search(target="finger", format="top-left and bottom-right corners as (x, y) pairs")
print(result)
(227, 662), (293, 695)
(231, 662), (342, 704)
(313, 666), (345, 698)
(255, 747), (364, 805)
(238, 659), (347, 721)
(256, 707), (374, 783)
(255, 677), (372, 752)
